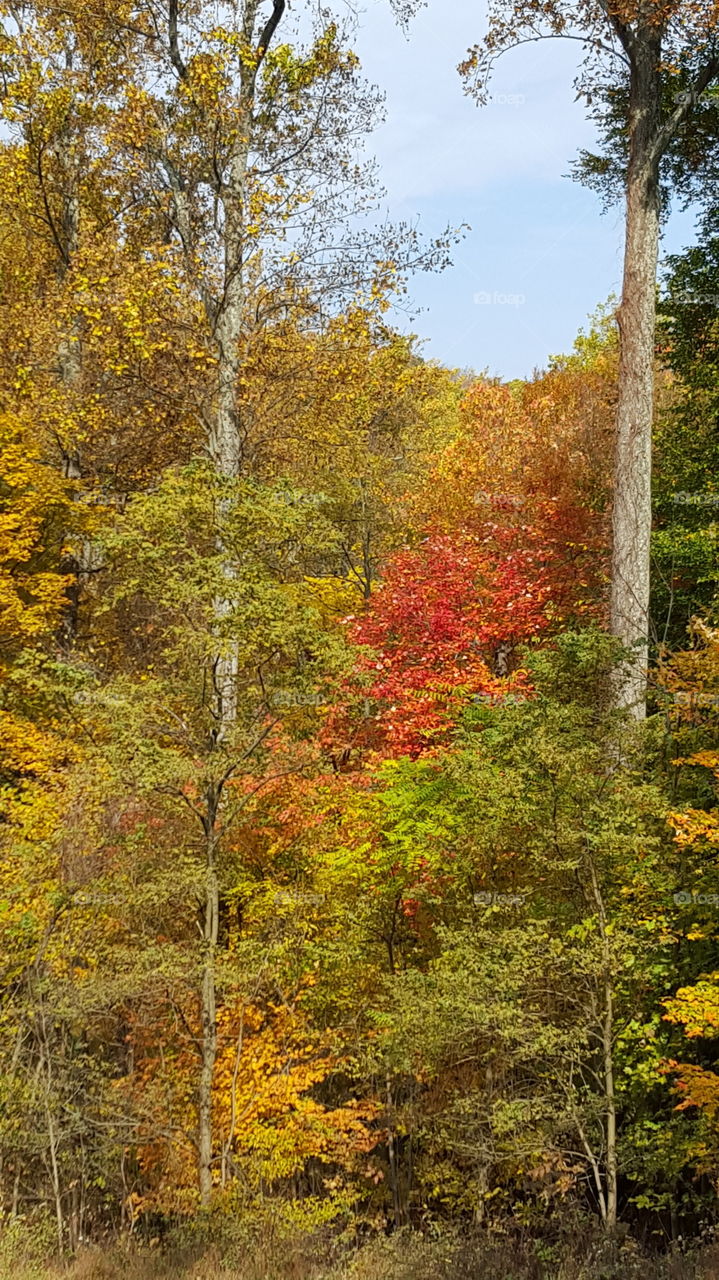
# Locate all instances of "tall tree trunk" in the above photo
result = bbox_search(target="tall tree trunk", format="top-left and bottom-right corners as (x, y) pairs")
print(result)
(32, 981), (65, 1253)
(610, 32), (662, 717)
(386, 1073), (401, 1228)
(198, 812), (220, 1208)
(173, 0), (287, 1204)
(196, 122), (250, 1202)
(210, 165), (246, 480)
(208, 143), (248, 731)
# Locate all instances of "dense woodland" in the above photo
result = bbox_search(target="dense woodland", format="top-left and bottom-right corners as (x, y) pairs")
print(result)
(4, 0), (719, 1277)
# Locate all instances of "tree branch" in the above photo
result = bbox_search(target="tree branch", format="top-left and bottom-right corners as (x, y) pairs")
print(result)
(468, 29), (630, 101)
(595, 0), (635, 61)
(257, 0), (286, 62)
(649, 54), (719, 168)
(168, 0), (187, 80)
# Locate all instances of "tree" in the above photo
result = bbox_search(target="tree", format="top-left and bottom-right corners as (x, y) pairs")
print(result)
(461, 0), (719, 716)
(328, 378), (605, 762)
(90, 15), (453, 1201)
(225, 307), (465, 600)
(312, 634), (679, 1232)
(0, 0), (147, 643)
(107, 2), (453, 475)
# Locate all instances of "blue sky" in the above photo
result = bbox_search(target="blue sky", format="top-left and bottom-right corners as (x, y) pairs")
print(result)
(350, 0), (699, 379)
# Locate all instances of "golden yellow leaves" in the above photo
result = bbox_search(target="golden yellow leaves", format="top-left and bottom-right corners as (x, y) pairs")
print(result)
(664, 974), (719, 1038)
(212, 1002), (378, 1183)
(180, 51), (232, 112)
(0, 710), (69, 783)
(263, 26), (354, 98)
(0, 411), (72, 652)
(670, 805), (719, 847)
(303, 575), (364, 622)
(128, 997), (377, 1213)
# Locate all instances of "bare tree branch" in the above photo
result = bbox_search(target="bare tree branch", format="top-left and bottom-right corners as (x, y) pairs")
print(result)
(257, 0), (286, 61)
(168, 0), (187, 80)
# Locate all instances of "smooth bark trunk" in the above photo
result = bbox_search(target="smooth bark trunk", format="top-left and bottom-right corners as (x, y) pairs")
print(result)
(610, 33), (662, 717)
(386, 1073), (401, 1228)
(208, 109), (252, 732)
(196, 88), (251, 1204)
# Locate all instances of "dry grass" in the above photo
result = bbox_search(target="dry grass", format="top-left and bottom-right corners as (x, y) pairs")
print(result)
(8, 1227), (719, 1280)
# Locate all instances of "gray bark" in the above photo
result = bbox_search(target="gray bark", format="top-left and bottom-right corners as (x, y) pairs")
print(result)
(209, 146), (247, 480)
(610, 32), (661, 718)
(606, 25), (719, 715)
(208, 140), (249, 731)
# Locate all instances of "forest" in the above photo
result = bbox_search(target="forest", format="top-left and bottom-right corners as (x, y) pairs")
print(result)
(4, 0), (719, 1277)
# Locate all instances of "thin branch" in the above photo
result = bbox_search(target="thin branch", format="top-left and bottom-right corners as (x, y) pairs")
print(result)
(257, 0), (286, 62)
(475, 29), (630, 98)
(34, 140), (69, 268)
(168, 0), (187, 80)
(595, 0), (635, 61)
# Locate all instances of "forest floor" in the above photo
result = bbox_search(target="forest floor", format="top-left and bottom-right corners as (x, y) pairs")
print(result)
(12, 1230), (719, 1280)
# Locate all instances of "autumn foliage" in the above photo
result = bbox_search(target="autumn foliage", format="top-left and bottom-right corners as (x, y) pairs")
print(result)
(3, 0), (719, 1268)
